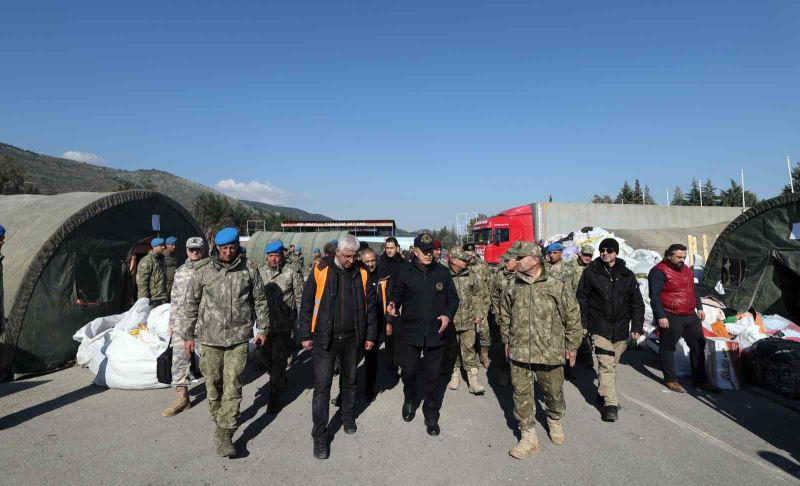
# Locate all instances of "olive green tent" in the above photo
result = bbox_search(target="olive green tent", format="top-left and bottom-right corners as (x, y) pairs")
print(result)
(0, 191), (202, 377)
(701, 194), (800, 321)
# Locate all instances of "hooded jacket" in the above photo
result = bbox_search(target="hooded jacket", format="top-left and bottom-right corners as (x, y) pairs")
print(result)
(576, 258), (645, 341)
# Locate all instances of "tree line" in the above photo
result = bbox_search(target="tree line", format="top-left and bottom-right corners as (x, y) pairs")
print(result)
(0, 155), (41, 194)
(191, 192), (284, 234)
(592, 178), (758, 207)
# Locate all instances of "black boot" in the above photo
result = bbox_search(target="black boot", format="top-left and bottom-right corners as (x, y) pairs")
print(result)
(601, 405), (618, 422)
(343, 417), (357, 435)
(313, 439), (329, 460)
(425, 418), (440, 436)
(402, 400), (415, 422)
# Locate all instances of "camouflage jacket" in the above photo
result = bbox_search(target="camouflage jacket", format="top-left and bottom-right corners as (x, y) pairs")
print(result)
(169, 258), (209, 333)
(567, 259), (588, 293)
(545, 259), (576, 293)
(499, 267), (583, 365)
(136, 251), (168, 302)
(164, 254), (178, 298)
(449, 265), (488, 332)
(258, 262), (304, 332)
(179, 254), (271, 346)
(490, 268), (516, 317)
(468, 257), (491, 318)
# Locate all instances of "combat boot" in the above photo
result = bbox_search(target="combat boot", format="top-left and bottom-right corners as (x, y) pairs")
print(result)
(161, 386), (191, 417)
(448, 369), (461, 390)
(217, 428), (236, 458)
(467, 368), (485, 395)
(508, 428), (540, 459)
(213, 426), (226, 453)
(479, 347), (491, 369)
(547, 418), (564, 445)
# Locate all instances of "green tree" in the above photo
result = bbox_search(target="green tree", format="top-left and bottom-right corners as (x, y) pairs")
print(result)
(671, 186), (687, 206)
(719, 179), (758, 207)
(702, 178), (718, 206)
(632, 179), (644, 204)
(615, 181), (634, 204)
(117, 180), (135, 191)
(591, 194), (613, 204)
(782, 162), (800, 195)
(686, 178), (702, 206)
(643, 185), (656, 205)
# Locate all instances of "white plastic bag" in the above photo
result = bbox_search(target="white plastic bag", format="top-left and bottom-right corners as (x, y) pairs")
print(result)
(146, 303), (172, 340)
(735, 327), (767, 350)
(761, 314), (794, 332)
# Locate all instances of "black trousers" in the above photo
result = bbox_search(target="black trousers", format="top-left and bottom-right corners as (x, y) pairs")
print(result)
(659, 312), (707, 383)
(312, 335), (359, 439)
(401, 342), (446, 423)
(364, 326), (397, 391)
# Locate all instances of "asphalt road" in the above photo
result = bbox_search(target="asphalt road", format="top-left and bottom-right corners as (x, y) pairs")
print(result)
(1, 347), (798, 486)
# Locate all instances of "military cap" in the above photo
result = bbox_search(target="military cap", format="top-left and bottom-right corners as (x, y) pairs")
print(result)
(165, 236), (177, 245)
(449, 245), (469, 261)
(0, 224), (7, 236)
(580, 244), (594, 255)
(265, 240), (285, 254)
(151, 237), (165, 247)
(186, 237), (204, 249)
(214, 227), (239, 246)
(414, 233), (435, 252)
(463, 242), (476, 252)
(313, 247), (321, 254)
(546, 242), (563, 253)
(516, 241), (542, 258)
(433, 239), (442, 249)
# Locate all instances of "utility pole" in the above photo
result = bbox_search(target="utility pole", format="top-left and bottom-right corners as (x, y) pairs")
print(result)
(698, 178), (703, 207)
(666, 188), (670, 206)
(788, 156), (795, 194)
(741, 170), (746, 209)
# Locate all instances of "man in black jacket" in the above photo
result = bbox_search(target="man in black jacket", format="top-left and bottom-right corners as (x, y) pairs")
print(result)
(575, 238), (644, 422)
(298, 235), (378, 460)
(387, 233), (459, 436)
(359, 247), (392, 401)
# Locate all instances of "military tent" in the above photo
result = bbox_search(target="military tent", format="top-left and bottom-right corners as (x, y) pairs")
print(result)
(0, 191), (202, 377)
(701, 194), (800, 321)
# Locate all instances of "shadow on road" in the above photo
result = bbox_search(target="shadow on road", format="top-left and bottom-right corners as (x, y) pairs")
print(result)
(758, 451), (800, 479)
(0, 384), (105, 429)
(0, 379), (51, 400)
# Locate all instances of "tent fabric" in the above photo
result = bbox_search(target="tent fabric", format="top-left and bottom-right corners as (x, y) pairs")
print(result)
(245, 231), (352, 265)
(0, 191), (201, 376)
(701, 194), (800, 319)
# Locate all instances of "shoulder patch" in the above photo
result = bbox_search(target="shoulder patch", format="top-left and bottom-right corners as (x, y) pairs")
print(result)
(435, 282), (444, 291)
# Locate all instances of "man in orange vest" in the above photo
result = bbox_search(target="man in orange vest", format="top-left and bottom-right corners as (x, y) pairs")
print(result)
(297, 234), (378, 460)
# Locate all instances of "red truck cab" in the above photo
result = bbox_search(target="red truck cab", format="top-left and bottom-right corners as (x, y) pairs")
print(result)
(473, 204), (536, 264)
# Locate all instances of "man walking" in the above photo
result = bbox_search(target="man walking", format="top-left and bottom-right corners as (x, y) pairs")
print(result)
(648, 243), (715, 393)
(298, 235), (377, 460)
(489, 245), (522, 386)
(545, 243), (576, 291)
(137, 237), (168, 306)
(499, 242), (582, 458)
(462, 242), (491, 369)
(180, 228), (271, 458)
(162, 236), (207, 417)
(576, 238), (644, 421)
(163, 236), (179, 298)
(258, 240), (304, 414)
(387, 233), (459, 436)
(359, 247), (392, 402)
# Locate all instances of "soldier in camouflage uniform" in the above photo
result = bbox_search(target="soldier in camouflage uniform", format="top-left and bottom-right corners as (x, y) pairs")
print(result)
(258, 240), (304, 414)
(463, 242), (492, 368)
(293, 245), (305, 273)
(162, 237), (207, 417)
(180, 227), (271, 458)
(446, 246), (489, 395)
(568, 245), (596, 370)
(499, 242), (583, 459)
(136, 238), (168, 306)
(544, 242), (577, 292)
(163, 236), (179, 299)
(489, 243), (522, 386)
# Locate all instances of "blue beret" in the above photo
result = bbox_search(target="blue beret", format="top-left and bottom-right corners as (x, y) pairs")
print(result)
(165, 236), (177, 244)
(313, 247), (320, 253)
(265, 240), (285, 254)
(0, 225), (5, 236)
(295, 245), (301, 252)
(329, 239), (338, 244)
(151, 237), (165, 247)
(546, 243), (563, 253)
(214, 227), (239, 246)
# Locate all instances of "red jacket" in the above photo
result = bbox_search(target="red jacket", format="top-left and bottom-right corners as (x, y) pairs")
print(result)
(653, 261), (697, 316)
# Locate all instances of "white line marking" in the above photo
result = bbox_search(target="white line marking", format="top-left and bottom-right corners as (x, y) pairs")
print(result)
(619, 392), (796, 482)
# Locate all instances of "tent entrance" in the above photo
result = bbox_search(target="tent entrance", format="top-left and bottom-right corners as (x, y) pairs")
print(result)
(752, 250), (800, 322)
(122, 236), (160, 308)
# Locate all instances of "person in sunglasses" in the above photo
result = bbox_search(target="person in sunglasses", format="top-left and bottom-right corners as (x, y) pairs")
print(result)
(575, 238), (644, 422)
(162, 237), (208, 418)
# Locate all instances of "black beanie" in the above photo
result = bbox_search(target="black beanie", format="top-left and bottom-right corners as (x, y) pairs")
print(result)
(599, 238), (619, 254)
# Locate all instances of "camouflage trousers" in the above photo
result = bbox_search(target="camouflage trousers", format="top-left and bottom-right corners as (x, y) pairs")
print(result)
(592, 335), (627, 407)
(453, 328), (480, 371)
(169, 327), (191, 387)
(200, 342), (248, 430)
(257, 331), (292, 392)
(510, 360), (565, 431)
(477, 318), (491, 347)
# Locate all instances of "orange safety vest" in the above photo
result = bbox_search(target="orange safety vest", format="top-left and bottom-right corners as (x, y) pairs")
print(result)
(311, 263), (369, 332)
(378, 278), (389, 315)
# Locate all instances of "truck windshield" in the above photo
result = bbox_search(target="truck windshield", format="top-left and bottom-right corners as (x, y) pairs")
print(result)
(473, 229), (492, 245)
(495, 228), (509, 243)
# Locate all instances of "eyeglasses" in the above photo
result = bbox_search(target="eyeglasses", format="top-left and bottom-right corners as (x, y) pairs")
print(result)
(187, 248), (202, 253)
(599, 248), (617, 254)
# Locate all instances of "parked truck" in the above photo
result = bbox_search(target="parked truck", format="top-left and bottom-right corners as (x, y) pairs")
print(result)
(473, 202), (744, 264)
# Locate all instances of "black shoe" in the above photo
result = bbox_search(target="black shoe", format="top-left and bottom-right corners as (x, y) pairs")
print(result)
(343, 418), (357, 435)
(601, 405), (618, 422)
(266, 392), (282, 415)
(313, 440), (329, 460)
(402, 401), (415, 422)
(331, 394), (341, 407)
(426, 420), (440, 436)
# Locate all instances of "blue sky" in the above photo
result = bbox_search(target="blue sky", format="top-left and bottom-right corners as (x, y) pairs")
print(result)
(1, 1), (797, 229)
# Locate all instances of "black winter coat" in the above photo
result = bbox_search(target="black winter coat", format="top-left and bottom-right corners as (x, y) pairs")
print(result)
(576, 258), (645, 341)
(390, 260), (459, 348)
(298, 257), (378, 350)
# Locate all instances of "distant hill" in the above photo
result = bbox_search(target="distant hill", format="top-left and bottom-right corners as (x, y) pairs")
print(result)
(0, 142), (329, 220)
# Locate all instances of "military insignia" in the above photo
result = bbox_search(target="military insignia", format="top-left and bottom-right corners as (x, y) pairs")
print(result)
(421, 234), (433, 244)
(435, 282), (444, 291)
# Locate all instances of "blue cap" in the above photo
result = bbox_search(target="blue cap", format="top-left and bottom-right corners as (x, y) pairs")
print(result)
(313, 247), (320, 253)
(265, 240), (285, 254)
(165, 236), (177, 245)
(295, 245), (301, 252)
(329, 239), (338, 244)
(546, 242), (563, 253)
(214, 227), (239, 246)
(0, 225), (5, 236)
(151, 237), (165, 247)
